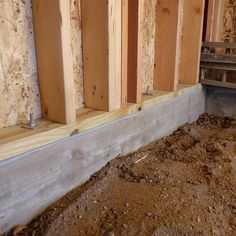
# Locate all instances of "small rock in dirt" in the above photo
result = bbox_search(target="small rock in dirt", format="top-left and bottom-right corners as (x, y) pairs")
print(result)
(208, 206), (212, 212)
(123, 224), (128, 229)
(139, 178), (146, 183)
(106, 231), (115, 236)
(12, 225), (27, 236)
(212, 229), (220, 235)
(111, 208), (117, 214)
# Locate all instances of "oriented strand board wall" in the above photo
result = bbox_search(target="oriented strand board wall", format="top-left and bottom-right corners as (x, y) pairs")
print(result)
(141, 0), (157, 92)
(0, 0), (41, 128)
(71, 0), (84, 109)
(222, 0), (236, 42)
(0, 0), (84, 128)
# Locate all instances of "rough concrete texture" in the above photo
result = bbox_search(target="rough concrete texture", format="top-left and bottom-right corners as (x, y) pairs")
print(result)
(205, 86), (236, 119)
(0, 87), (205, 233)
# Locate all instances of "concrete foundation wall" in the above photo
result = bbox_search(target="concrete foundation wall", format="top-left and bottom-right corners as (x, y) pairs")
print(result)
(0, 87), (205, 233)
(205, 86), (236, 118)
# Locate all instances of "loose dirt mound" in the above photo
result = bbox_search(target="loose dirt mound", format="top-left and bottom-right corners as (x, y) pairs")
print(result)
(5, 113), (236, 236)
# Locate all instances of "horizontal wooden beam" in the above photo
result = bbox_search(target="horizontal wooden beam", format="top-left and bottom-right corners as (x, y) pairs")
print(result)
(153, 0), (184, 91)
(0, 85), (201, 162)
(32, 0), (76, 124)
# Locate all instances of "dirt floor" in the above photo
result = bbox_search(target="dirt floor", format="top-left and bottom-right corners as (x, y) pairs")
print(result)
(5, 113), (236, 236)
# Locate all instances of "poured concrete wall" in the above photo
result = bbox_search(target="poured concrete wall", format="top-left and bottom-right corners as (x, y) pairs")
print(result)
(0, 87), (205, 233)
(205, 86), (236, 118)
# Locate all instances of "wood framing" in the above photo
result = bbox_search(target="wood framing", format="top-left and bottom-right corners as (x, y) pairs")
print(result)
(109, 0), (122, 110)
(179, 0), (205, 84)
(32, 0), (76, 124)
(0, 84), (201, 162)
(127, 0), (142, 103)
(121, 0), (128, 107)
(205, 0), (224, 42)
(81, 0), (122, 111)
(153, 0), (184, 91)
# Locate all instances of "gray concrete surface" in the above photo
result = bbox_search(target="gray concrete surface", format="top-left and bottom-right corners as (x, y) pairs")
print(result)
(205, 86), (236, 118)
(0, 87), (206, 233)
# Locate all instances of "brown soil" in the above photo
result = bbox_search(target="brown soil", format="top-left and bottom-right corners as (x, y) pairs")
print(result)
(5, 114), (236, 236)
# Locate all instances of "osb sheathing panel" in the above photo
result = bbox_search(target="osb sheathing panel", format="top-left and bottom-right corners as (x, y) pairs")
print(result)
(0, 0), (84, 128)
(0, 0), (41, 128)
(141, 0), (157, 92)
(71, 0), (84, 109)
(222, 0), (236, 42)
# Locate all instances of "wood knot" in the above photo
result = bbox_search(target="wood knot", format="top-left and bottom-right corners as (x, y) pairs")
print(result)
(195, 7), (200, 14)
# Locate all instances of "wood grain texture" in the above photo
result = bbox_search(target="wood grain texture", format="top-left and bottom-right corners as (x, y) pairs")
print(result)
(205, 0), (224, 42)
(121, 0), (128, 107)
(0, 84), (201, 162)
(127, 0), (142, 103)
(32, 0), (75, 124)
(109, 0), (122, 110)
(211, 0), (224, 41)
(137, 0), (145, 100)
(81, 0), (109, 111)
(81, 0), (122, 111)
(154, 0), (184, 91)
(179, 0), (205, 84)
(205, 0), (216, 41)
